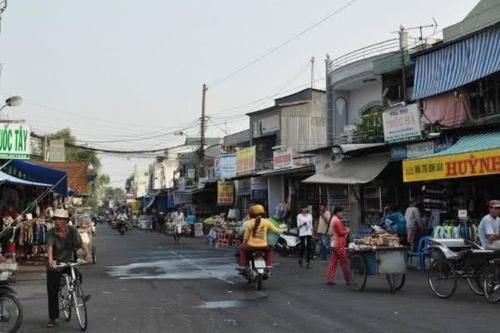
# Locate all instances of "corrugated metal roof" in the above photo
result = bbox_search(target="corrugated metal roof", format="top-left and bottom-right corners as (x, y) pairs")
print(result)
(423, 132), (500, 158)
(413, 27), (500, 100)
(303, 153), (390, 185)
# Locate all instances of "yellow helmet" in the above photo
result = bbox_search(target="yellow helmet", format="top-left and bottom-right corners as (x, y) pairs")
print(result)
(251, 204), (265, 216)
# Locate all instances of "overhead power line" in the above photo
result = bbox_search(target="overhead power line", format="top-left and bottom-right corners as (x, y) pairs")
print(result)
(208, 0), (359, 88)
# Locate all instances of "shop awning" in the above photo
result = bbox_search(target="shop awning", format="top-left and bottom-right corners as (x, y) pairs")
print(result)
(425, 132), (500, 158)
(303, 153), (390, 185)
(257, 165), (314, 177)
(0, 170), (52, 187)
(413, 27), (500, 100)
(402, 133), (500, 183)
(141, 195), (157, 210)
(8, 160), (68, 196)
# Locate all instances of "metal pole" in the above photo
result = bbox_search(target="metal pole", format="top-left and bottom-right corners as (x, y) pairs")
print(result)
(310, 57), (315, 89)
(199, 84), (207, 178)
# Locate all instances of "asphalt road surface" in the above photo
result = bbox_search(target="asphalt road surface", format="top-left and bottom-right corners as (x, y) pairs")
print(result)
(14, 225), (500, 333)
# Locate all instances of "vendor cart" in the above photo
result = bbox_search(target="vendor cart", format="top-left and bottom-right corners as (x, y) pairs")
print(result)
(348, 246), (408, 293)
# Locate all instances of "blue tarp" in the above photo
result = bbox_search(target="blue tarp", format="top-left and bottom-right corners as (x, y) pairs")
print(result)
(0, 169), (52, 187)
(413, 28), (500, 99)
(8, 160), (68, 196)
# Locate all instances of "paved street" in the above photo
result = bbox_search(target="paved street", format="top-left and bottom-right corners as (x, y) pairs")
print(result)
(14, 225), (499, 333)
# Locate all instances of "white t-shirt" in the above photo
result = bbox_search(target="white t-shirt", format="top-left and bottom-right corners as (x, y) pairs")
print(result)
(297, 213), (313, 237)
(479, 214), (500, 249)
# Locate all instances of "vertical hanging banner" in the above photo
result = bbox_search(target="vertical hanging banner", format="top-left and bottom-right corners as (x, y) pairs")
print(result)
(0, 123), (31, 159)
(217, 181), (234, 205)
(236, 146), (256, 176)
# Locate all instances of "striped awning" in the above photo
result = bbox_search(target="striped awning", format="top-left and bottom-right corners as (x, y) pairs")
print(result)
(413, 27), (500, 100)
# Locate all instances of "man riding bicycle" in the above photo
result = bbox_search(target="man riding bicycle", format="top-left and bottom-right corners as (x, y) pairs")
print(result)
(46, 209), (92, 328)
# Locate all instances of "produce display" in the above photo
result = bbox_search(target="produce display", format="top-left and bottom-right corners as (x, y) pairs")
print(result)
(354, 233), (401, 248)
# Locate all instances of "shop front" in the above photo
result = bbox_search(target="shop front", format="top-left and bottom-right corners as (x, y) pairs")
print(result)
(303, 152), (395, 233)
(402, 133), (500, 238)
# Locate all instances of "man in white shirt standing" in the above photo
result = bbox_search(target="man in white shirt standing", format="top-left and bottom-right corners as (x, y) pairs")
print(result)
(297, 205), (313, 269)
(479, 200), (500, 249)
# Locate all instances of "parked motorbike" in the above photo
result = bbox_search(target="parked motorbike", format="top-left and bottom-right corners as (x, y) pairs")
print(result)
(275, 229), (301, 257)
(240, 251), (269, 291)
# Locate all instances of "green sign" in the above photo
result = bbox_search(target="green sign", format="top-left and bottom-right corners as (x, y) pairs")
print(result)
(0, 124), (31, 159)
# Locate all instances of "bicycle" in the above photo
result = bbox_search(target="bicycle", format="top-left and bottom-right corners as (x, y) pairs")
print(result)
(56, 260), (88, 331)
(0, 266), (22, 333)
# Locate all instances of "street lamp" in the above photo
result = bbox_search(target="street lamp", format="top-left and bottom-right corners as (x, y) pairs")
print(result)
(0, 96), (23, 118)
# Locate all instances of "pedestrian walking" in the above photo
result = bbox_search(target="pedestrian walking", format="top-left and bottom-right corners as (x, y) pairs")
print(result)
(325, 207), (351, 286)
(317, 204), (331, 260)
(405, 200), (421, 251)
(172, 208), (185, 244)
(297, 205), (313, 269)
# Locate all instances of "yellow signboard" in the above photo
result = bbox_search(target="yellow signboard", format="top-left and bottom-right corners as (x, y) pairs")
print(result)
(403, 149), (500, 182)
(217, 181), (234, 205)
(236, 146), (256, 175)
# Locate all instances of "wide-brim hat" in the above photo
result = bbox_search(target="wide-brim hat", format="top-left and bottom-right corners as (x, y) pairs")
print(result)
(53, 209), (70, 220)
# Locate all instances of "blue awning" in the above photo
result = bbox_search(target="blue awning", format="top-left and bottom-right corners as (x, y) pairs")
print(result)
(141, 195), (156, 210)
(413, 28), (500, 100)
(8, 160), (68, 196)
(418, 132), (500, 158)
(0, 169), (52, 187)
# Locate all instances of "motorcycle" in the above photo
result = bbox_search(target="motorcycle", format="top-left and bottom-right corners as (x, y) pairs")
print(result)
(118, 219), (127, 235)
(275, 229), (301, 257)
(240, 251), (269, 291)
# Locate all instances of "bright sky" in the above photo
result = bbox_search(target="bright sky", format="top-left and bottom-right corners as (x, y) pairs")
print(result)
(0, 0), (479, 188)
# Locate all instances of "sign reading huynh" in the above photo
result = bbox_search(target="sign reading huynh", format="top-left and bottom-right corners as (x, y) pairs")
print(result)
(382, 104), (422, 143)
(0, 123), (31, 159)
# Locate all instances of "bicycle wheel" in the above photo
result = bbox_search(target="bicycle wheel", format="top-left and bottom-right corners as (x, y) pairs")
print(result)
(72, 282), (88, 331)
(466, 264), (486, 296)
(349, 254), (367, 292)
(0, 293), (23, 333)
(428, 259), (457, 298)
(483, 263), (500, 303)
(386, 274), (405, 293)
(59, 281), (72, 321)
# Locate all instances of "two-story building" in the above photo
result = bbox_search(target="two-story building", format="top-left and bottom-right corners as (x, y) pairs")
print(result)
(246, 88), (327, 220)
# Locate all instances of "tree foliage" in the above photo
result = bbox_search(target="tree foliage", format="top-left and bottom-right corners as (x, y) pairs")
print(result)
(355, 106), (385, 143)
(47, 128), (109, 209)
(48, 128), (101, 169)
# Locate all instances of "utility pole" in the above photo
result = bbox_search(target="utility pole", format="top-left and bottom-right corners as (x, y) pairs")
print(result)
(199, 83), (207, 178)
(399, 25), (408, 103)
(310, 56), (315, 89)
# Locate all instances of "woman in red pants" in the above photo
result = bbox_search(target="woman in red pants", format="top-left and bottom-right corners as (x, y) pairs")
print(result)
(325, 207), (351, 286)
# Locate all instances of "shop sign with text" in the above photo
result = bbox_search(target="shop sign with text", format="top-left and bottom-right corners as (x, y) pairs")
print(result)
(403, 149), (500, 182)
(236, 146), (256, 175)
(382, 104), (422, 143)
(273, 149), (293, 169)
(215, 153), (236, 179)
(0, 123), (31, 159)
(217, 181), (234, 205)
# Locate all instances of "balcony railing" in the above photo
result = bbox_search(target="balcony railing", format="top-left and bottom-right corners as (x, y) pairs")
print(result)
(328, 37), (422, 73)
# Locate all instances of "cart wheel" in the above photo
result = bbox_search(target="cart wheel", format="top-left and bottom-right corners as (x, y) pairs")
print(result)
(349, 254), (367, 292)
(428, 259), (457, 299)
(483, 262), (500, 303)
(466, 263), (486, 296)
(386, 274), (405, 293)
